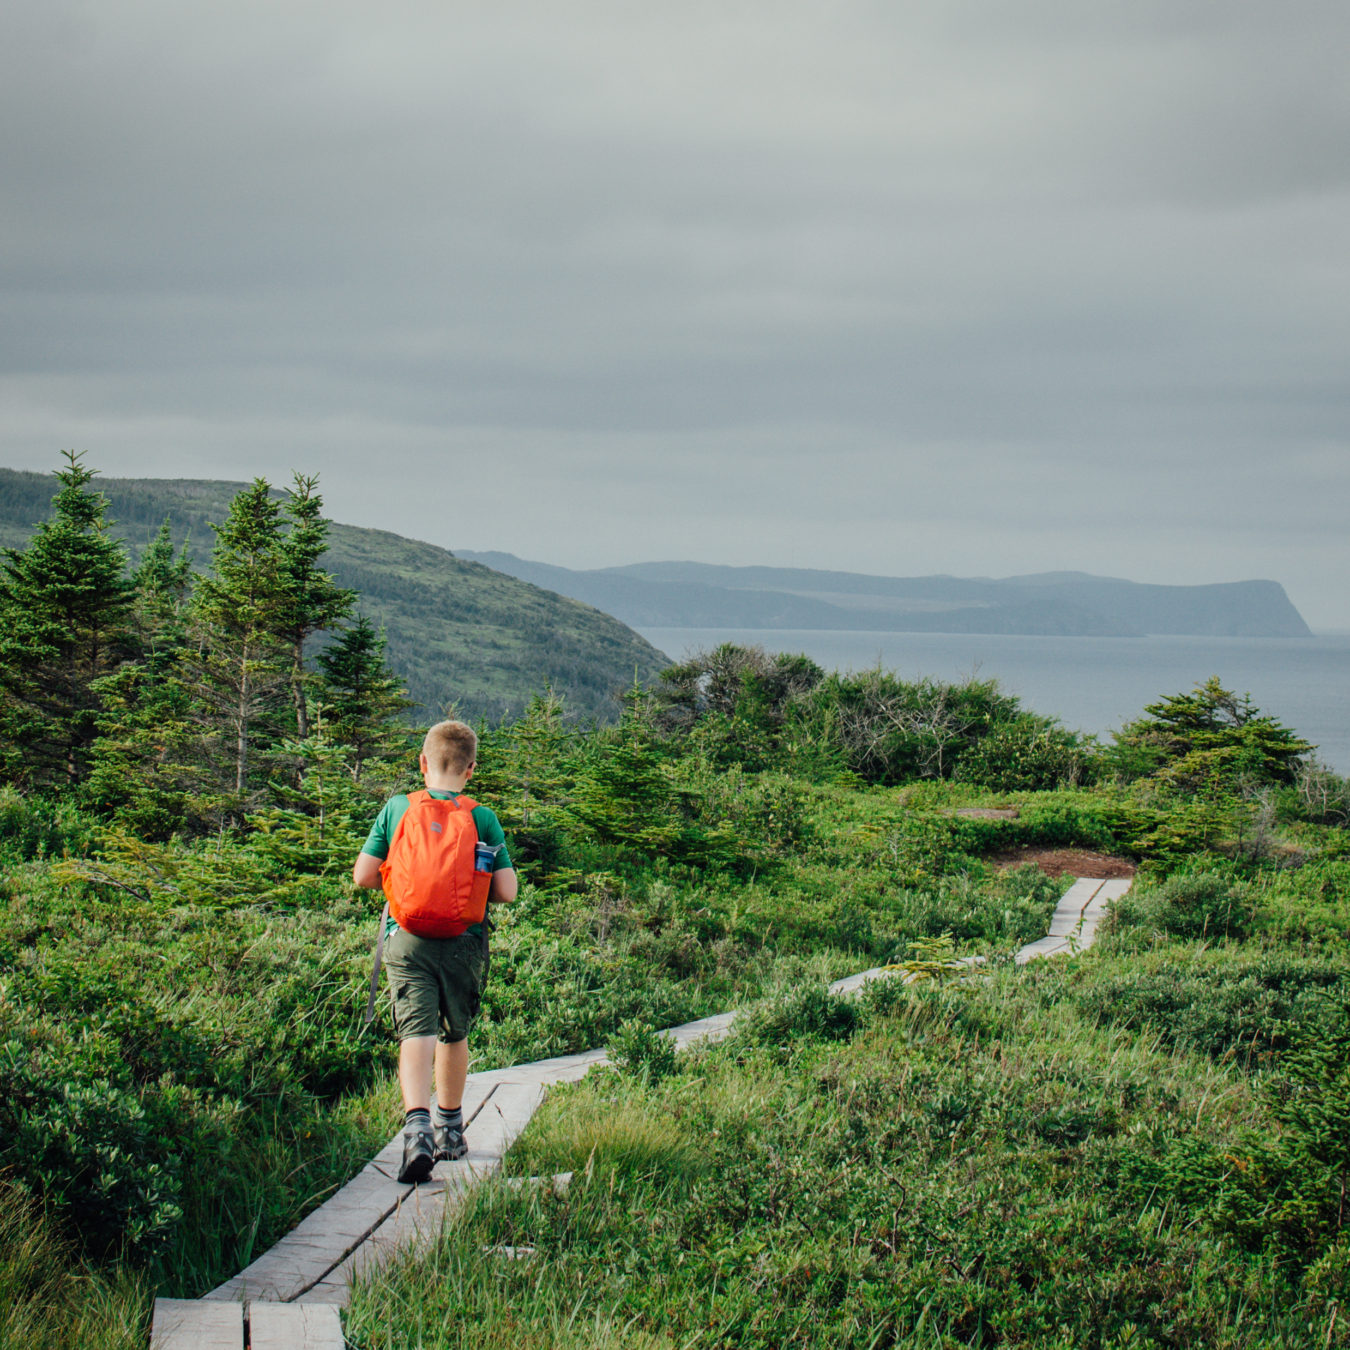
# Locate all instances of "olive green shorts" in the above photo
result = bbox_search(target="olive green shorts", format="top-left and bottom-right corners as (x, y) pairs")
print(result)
(383, 926), (485, 1044)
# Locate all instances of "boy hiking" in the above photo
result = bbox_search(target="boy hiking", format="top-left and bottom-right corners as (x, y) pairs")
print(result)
(353, 720), (517, 1184)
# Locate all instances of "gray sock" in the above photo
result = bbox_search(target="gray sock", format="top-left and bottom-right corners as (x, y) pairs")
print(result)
(404, 1108), (431, 1134)
(434, 1104), (462, 1130)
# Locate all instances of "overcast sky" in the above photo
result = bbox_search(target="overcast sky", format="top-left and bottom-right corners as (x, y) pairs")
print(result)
(2, 1), (1347, 627)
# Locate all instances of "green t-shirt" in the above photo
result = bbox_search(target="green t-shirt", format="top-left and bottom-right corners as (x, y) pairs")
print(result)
(362, 790), (512, 937)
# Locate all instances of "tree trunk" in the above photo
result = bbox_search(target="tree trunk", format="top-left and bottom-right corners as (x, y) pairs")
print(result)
(292, 640), (309, 740)
(235, 660), (250, 797)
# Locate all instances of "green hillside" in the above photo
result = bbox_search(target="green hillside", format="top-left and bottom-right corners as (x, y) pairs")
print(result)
(0, 468), (668, 722)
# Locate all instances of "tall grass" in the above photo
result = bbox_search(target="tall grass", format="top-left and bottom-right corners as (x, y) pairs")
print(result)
(151, 1076), (401, 1295)
(0, 1183), (149, 1350)
(347, 963), (1347, 1348)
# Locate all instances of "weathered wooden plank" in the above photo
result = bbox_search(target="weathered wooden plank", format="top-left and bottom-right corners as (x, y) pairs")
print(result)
(296, 1280), (351, 1307)
(1015, 936), (1071, 965)
(249, 1301), (344, 1350)
(828, 967), (889, 996)
(304, 1081), (548, 1303)
(1078, 878), (1132, 946)
(665, 1009), (741, 1045)
(302, 1185), (468, 1305)
(209, 1080), (505, 1302)
(468, 1047), (608, 1090)
(1092, 879), (1134, 906)
(502, 1171), (573, 1195)
(1047, 879), (1102, 937)
(150, 1298), (242, 1350)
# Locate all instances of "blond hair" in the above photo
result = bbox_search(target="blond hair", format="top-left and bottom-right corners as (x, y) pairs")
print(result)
(422, 720), (477, 776)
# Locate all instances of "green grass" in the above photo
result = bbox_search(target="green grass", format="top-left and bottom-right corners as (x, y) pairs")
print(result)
(347, 956), (1349, 1348)
(0, 1182), (149, 1350)
(5, 760), (1347, 1338)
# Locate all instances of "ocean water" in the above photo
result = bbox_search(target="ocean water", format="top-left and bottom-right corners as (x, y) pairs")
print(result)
(635, 628), (1350, 775)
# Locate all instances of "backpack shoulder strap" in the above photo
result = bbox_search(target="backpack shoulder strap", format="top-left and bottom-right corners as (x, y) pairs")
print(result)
(363, 899), (390, 1030)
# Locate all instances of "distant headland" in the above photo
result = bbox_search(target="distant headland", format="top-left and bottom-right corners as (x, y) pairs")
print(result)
(459, 554), (1313, 640)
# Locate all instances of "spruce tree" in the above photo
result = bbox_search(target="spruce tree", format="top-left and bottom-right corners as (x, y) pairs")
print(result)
(185, 479), (293, 810)
(313, 614), (412, 779)
(131, 518), (193, 667)
(276, 475), (354, 740)
(84, 519), (197, 835)
(0, 453), (135, 787)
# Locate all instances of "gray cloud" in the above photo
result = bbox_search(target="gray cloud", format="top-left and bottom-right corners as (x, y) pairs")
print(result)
(2, 0), (1347, 625)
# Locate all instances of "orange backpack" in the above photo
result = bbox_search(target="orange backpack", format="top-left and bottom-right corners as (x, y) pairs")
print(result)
(380, 791), (493, 938)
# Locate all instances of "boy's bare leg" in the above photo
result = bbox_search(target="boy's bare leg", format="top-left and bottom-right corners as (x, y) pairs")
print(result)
(434, 1037), (469, 1112)
(398, 1035), (436, 1113)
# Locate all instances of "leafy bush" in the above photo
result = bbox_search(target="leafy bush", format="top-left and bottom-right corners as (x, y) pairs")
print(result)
(1226, 1003), (1350, 1260)
(563, 717), (739, 871)
(806, 669), (1024, 784)
(1124, 1002), (1350, 1286)
(954, 715), (1099, 791)
(1072, 947), (1350, 1068)
(1110, 868), (1258, 941)
(1254, 856), (1350, 948)
(608, 1018), (680, 1083)
(681, 760), (814, 866)
(0, 1003), (186, 1257)
(0, 875), (388, 1275)
(0, 787), (97, 862)
(736, 984), (860, 1052)
(880, 813), (978, 886)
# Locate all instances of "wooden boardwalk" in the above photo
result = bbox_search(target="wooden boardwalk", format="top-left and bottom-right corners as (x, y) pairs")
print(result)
(150, 875), (1129, 1347)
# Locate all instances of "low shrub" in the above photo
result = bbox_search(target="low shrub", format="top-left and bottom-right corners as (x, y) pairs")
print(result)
(0, 874), (389, 1280)
(0, 1002), (186, 1256)
(1110, 868), (1258, 941)
(1123, 1000), (1350, 1284)
(608, 1018), (680, 1084)
(1071, 948), (1350, 1069)
(0, 787), (97, 862)
(1230, 1002), (1350, 1260)
(1253, 856), (1350, 948)
(735, 984), (860, 1054)
(953, 715), (1099, 791)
